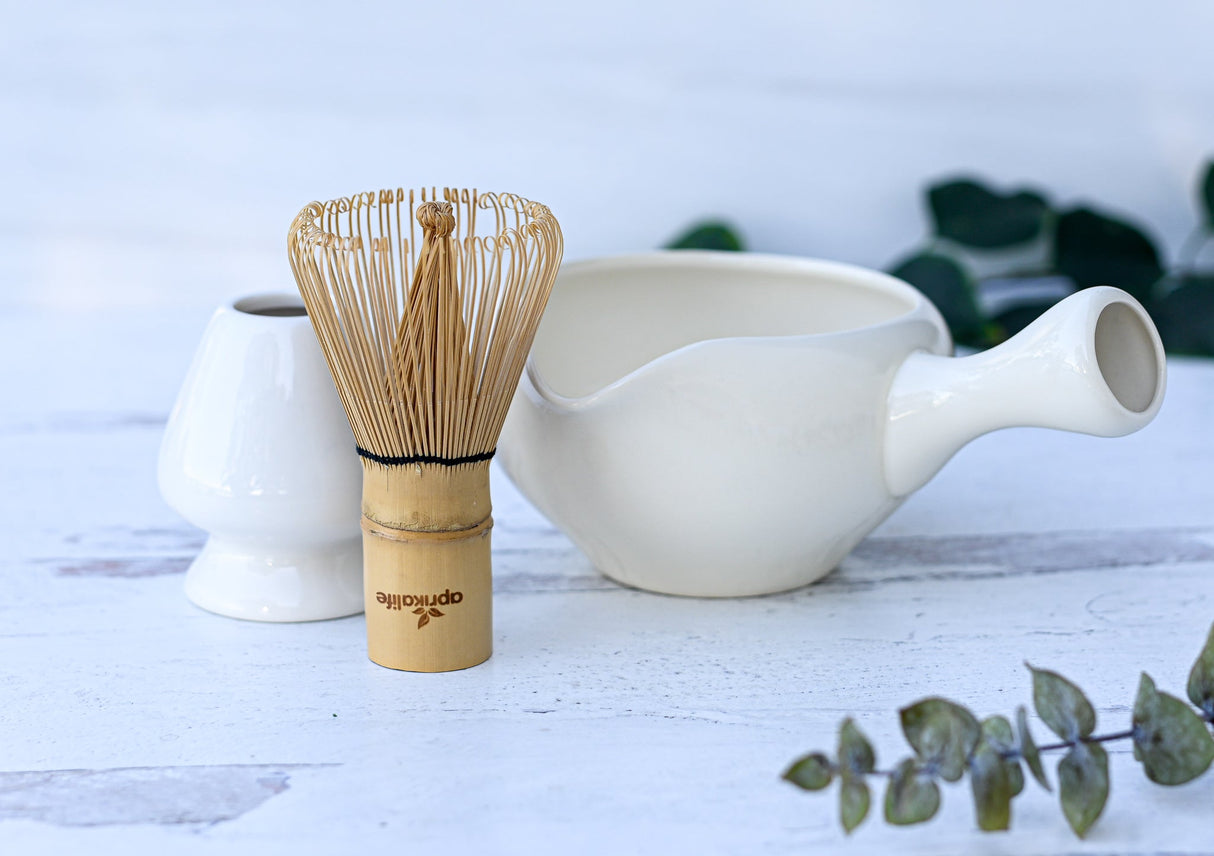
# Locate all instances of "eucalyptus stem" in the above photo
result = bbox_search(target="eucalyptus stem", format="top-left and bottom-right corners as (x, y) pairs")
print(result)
(1036, 729), (1136, 753)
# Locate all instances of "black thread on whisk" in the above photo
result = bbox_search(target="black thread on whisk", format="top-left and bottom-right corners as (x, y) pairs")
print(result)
(356, 446), (496, 467)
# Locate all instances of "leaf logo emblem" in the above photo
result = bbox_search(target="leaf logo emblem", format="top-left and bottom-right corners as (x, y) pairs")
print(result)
(412, 606), (445, 629)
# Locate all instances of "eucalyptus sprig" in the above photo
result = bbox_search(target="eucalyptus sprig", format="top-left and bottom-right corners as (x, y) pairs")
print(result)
(783, 623), (1214, 838)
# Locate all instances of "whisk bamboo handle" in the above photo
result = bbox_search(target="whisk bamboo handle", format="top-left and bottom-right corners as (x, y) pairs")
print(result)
(361, 461), (492, 672)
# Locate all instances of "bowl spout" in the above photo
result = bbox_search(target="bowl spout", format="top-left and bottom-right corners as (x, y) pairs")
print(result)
(884, 286), (1166, 497)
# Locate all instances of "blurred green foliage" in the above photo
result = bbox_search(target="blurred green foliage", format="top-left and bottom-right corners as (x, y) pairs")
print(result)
(890, 164), (1214, 354)
(668, 162), (1214, 356)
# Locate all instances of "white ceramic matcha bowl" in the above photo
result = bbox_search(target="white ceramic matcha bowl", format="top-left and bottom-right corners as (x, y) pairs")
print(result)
(498, 251), (1165, 597)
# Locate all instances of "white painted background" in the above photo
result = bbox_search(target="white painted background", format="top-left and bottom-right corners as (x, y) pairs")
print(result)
(5, 0), (1213, 313)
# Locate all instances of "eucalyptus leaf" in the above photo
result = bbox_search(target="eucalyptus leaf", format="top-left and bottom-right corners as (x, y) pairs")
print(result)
(884, 758), (941, 825)
(969, 741), (1014, 831)
(1030, 664), (1096, 740)
(1133, 672), (1214, 785)
(1201, 160), (1214, 230)
(1008, 756), (1026, 797)
(889, 252), (986, 347)
(1153, 275), (1214, 358)
(837, 719), (875, 833)
(839, 718), (876, 776)
(1188, 622), (1214, 716)
(1017, 706), (1051, 791)
(783, 752), (834, 791)
(899, 698), (981, 782)
(840, 777), (871, 835)
(927, 178), (1050, 248)
(664, 221), (744, 252)
(1053, 207), (1164, 303)
(1058, 743), (1109, 839)
(982, 715), (1016, 746)
(981, 715), (1024, 796)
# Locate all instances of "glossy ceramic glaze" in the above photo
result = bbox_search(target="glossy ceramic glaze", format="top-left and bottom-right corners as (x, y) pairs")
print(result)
(158, 293), (363, 620)
(498, 252), (1166, 597)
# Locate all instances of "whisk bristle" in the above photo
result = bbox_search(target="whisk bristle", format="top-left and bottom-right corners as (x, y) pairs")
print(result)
(288, 188), (562, 465)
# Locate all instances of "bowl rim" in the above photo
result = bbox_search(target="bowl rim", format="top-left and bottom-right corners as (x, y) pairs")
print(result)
(525, 250), (950, 405)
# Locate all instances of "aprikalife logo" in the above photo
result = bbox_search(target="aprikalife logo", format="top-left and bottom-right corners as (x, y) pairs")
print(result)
(376, 589), (464, 628)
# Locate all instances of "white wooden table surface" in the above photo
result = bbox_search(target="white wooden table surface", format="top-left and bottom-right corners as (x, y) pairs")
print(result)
(2, 303), (1213, 856)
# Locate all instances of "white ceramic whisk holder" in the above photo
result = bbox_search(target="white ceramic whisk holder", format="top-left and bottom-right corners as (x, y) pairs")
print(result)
(159, 293), (363, 621)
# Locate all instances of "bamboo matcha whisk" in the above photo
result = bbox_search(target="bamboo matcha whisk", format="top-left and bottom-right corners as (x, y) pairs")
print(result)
(288, 188), (562, 672)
